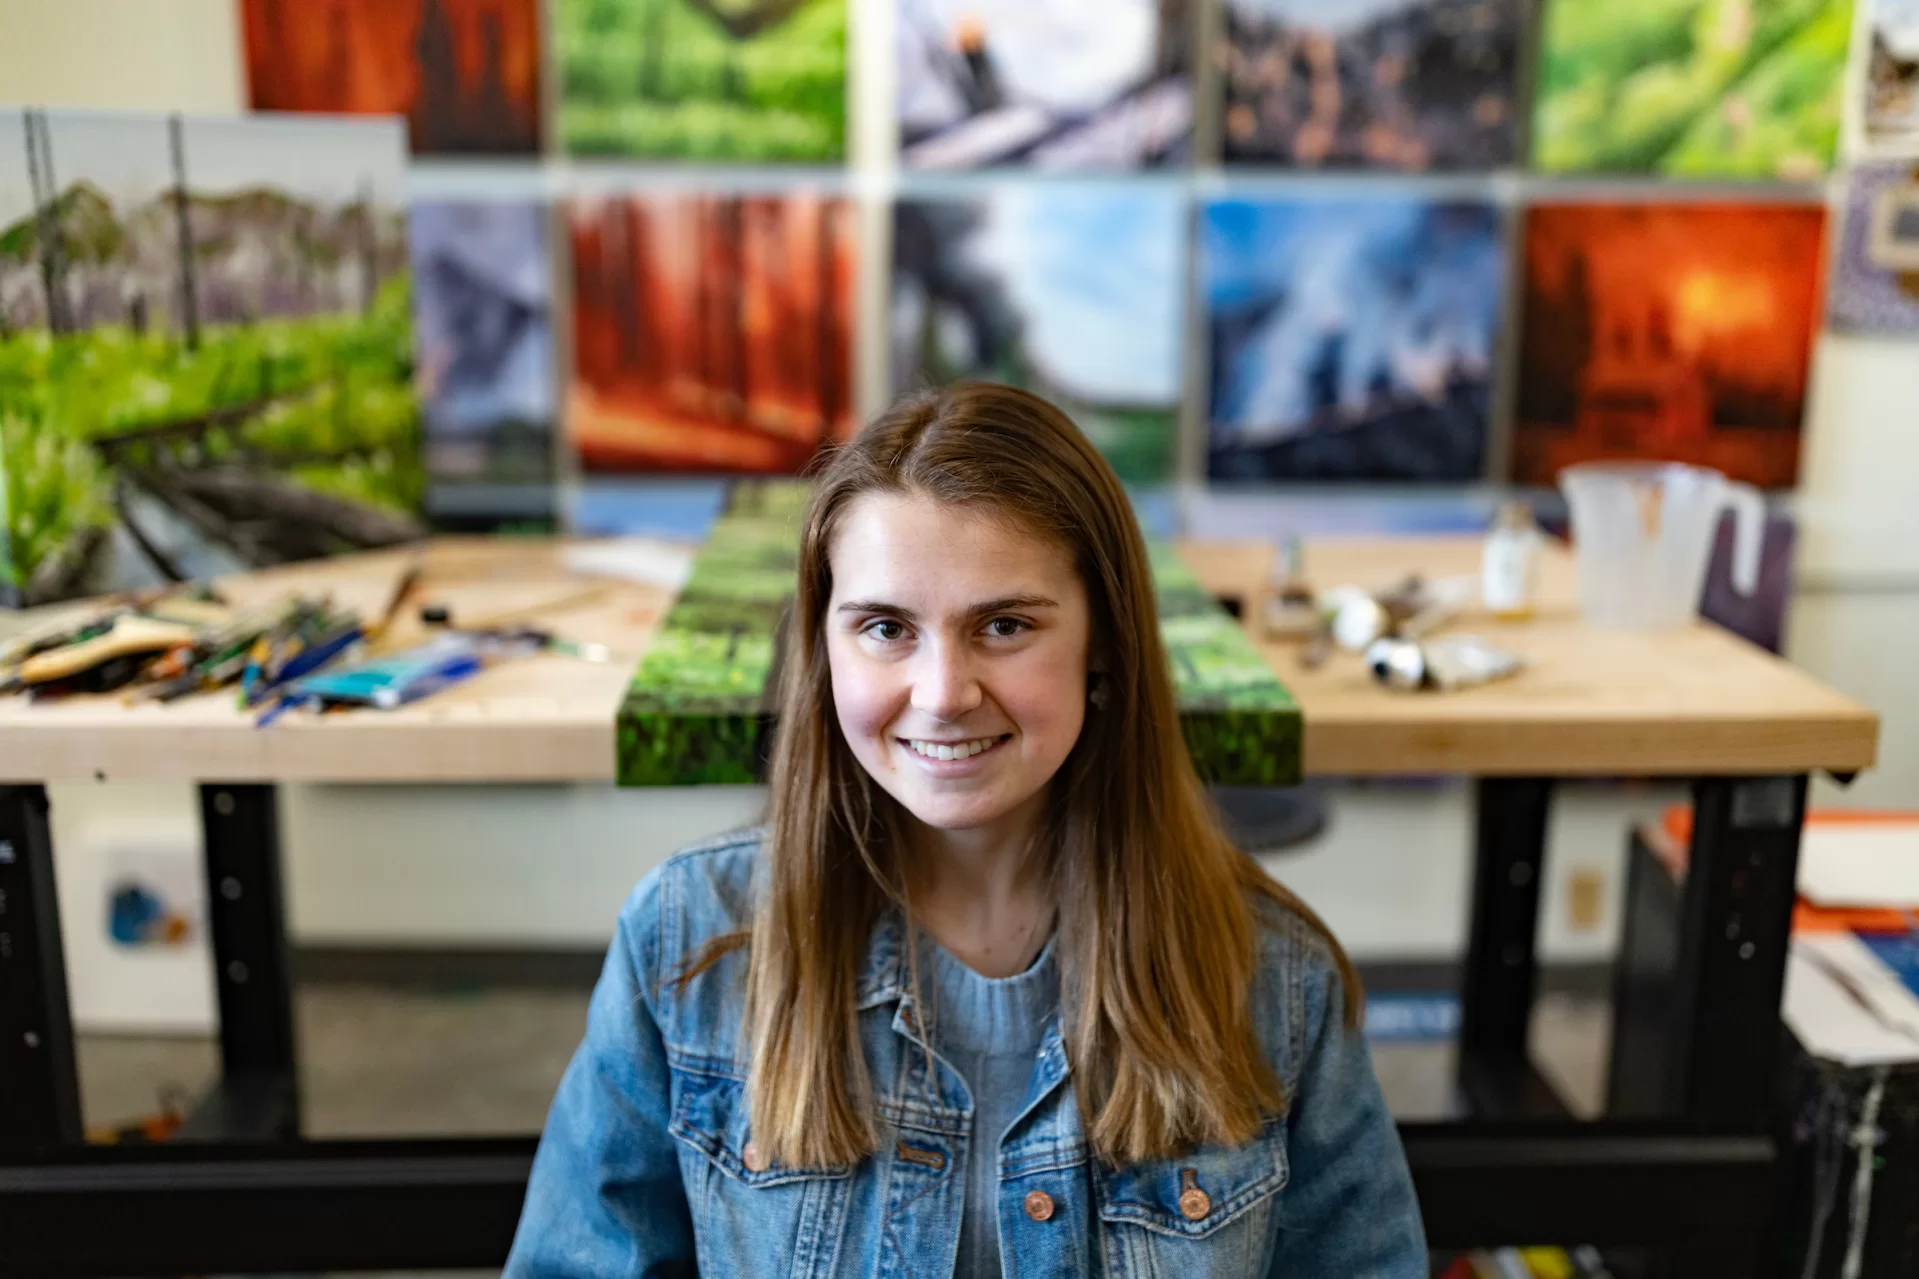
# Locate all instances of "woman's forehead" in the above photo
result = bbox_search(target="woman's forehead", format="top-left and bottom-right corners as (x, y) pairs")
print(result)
(827, 492), (1079, 602)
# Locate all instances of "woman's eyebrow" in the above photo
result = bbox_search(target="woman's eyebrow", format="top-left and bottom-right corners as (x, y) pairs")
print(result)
(833, 594), (1059, 620)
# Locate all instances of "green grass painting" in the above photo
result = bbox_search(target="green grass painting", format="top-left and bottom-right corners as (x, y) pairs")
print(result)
(557, 0), (847, 161)
(1533, 0), (1853, 179)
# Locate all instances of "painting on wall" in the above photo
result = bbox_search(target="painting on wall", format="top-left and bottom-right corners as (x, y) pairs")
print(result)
(0, 108), (421, 606)
(1532, 0), (1852, 179)
(1866, 0), (1919, 150)
(1203, 197), (1504, 482)
(1218, 0), (1524, 170)
(409, 200), (557, 524)
(1512, 202), (1827, 489)
(897, 0), (1192, 169)
(556, 0), (846, 160)
(240, 0), (542, 155)
(891, 186), (1186, 483)
(568, 192), (854, 473)
(1829, 161), (1919, 334)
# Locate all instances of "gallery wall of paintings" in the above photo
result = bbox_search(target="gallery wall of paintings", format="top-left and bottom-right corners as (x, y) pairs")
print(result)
(7, 0), (1919, 600)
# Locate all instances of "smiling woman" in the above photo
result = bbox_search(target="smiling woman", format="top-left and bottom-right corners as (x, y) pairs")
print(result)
(507, 382), (1426, 1279)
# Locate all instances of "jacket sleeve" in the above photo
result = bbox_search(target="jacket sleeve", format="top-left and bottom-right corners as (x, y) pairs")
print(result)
(505, 873), (697, 1279)
(1267, 948), (1427, 1278)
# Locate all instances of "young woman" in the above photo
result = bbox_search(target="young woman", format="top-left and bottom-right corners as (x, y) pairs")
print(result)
(507, 384), (1424, 1278)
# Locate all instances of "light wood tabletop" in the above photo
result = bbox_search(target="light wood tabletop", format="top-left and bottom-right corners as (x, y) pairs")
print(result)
(0, 538), (681, 784)
(1177, 536), (1880, 778)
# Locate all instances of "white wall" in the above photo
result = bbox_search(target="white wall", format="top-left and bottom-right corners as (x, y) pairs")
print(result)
(6, 1), (1916, 1021)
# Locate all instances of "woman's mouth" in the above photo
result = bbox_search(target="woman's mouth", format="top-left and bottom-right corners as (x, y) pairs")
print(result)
(900, 733), (1012, 762)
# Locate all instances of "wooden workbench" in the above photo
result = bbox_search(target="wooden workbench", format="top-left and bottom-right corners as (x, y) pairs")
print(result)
(1180, 535), (1879, 779)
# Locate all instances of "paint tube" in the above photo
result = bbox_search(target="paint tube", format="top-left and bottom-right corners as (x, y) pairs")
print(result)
(1364, 635), (1524, 692)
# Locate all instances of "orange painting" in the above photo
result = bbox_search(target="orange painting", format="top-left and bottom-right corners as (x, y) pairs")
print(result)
(1512, 203), (1827, 489)
(569, 194), (855, 474)
(241, 0), (541, 155)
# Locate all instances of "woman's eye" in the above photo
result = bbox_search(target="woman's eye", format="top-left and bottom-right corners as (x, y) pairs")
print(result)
(986, 617), (1028, 639)
(864, 619), (907, 642)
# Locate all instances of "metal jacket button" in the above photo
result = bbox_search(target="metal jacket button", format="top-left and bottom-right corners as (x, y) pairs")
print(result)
(1178, 1169), (1211, 1221)
(1024, 1189), (1055, 1221)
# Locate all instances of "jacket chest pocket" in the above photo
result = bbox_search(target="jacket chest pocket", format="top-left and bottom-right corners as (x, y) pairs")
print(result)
(667, 1068), (851, 1279)
(1092, 1120), (1289, 1277)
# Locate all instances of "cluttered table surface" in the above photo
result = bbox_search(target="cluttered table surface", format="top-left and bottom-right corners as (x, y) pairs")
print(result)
(0, 532), (1880, 784)
(1180, 535), (1879, 778)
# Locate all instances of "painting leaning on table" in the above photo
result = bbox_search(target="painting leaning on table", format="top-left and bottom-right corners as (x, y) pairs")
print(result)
(0, 107), (423, 608)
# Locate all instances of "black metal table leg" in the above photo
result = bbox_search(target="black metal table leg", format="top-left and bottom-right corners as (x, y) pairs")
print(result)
(0, 784), (82, 1145)
(1458, 778), (1555, 1078)
(189, 783), (300, 1141)
(1669, 775), (1808, 1127)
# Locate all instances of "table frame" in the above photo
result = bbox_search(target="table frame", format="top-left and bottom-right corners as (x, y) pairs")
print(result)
(0, 768), (1813, 1274)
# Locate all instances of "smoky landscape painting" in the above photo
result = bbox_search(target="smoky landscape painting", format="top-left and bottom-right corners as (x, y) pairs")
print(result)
(409, 200), (556, 524)
(0, 108), (421, 606)
(1219, 0), (1523, 170)
(241, 0), (543, 155)
(1512, 203), (1826, 488)
(898, 0), (1193, 169)
(1204, 197), (1505, 481)
(891, 187), (1186, 482)
(568, 193), (854, 473)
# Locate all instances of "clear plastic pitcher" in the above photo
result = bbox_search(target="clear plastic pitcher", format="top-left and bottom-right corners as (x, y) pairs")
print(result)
(1559, 462), (1764, 631)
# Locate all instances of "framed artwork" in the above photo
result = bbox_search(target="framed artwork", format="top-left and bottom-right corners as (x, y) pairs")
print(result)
(1866, 0), (1919, 150)
(891, 186), (1186, 482)
(410, 200), (557, 524)
(0, 108), (420, 606)
(1511, 202), (1827, 489)
(898, 0), (1192, 169)
(1219, 0), (1524, 169)
(555, 0), (847, 160)
(1829, 162), (1919, 334)
(1532, 0), (1852, 179)
(567, 192), (854, 473)
(240, 0), (542, 155)
(1203, 197), (1505, 482)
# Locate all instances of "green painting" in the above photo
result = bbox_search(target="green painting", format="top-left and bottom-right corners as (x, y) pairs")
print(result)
(556, 0), (847, 161)
(0, 109), (421, 607)
(618, 482), (1300, 786)
(1532, 0), (1853, 179)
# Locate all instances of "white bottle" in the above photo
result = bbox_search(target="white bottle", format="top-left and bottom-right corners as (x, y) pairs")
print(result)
(1482, 500), (1539, 621)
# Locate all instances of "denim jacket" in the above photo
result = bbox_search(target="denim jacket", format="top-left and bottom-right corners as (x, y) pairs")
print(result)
(507, 828), (1425, 1278)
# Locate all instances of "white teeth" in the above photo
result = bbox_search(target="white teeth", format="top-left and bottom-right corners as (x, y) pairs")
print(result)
(909, 736), (1002, 760)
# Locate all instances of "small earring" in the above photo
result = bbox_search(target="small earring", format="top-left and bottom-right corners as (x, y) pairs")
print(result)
(1088, 674), (1110, 710)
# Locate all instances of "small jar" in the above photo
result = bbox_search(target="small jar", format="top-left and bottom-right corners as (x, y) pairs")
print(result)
(1481, 500), (1539, 621)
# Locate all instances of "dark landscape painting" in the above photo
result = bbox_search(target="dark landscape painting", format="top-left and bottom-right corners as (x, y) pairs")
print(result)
(1204, 197), (1505, 481)
(241, 0), (542, 155)
(891, 186), (1185, 482)
(1513, 203), (1826, 489)
(410, 200), (556, 524)
(898, 0), (1192, 169)
(568, 193), (854, 473)
(1220, 0), (1523, 169)
(0, 109), (420, 605)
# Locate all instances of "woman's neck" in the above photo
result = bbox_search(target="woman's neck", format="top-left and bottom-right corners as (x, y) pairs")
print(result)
(907, 796), (1057, 979)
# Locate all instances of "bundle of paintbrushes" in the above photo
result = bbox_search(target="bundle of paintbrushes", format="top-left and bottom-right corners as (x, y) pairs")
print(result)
(0, 589), (365, 704)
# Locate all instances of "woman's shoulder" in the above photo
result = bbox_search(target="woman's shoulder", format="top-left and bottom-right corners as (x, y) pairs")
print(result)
(617, 825), (764, 967)
(1246, 885), (1357, 1085)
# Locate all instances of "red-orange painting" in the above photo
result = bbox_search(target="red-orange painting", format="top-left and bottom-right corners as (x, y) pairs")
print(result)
(1512, 203), (1827, 490)
(241, 0), (541, 155)
(569, 194), (855, 474)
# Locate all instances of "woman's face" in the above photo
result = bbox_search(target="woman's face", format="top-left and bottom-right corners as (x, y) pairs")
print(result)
(825, 491), (1092, 838)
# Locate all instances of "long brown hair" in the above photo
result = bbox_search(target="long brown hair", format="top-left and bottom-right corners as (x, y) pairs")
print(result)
(676, 382), (1357, 1169)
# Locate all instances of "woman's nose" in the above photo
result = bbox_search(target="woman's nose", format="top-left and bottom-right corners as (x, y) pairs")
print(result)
(910, 641), (982, 721)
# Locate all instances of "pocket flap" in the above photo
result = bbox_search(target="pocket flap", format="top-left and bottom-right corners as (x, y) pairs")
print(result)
(668, 1068), (850, 1188)
(1094, 1120), (1288, 1239)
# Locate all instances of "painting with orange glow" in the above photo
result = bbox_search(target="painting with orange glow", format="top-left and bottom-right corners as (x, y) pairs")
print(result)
(241, 0), (541, 155)
(1512, 204), (1826, 490)
(568, 194), (855, 474)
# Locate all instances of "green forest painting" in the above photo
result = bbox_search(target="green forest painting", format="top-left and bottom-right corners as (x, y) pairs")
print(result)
(0, 109), (421, 606)
(557, 0), (847, 161)
(1533, 0), (1853, 179)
